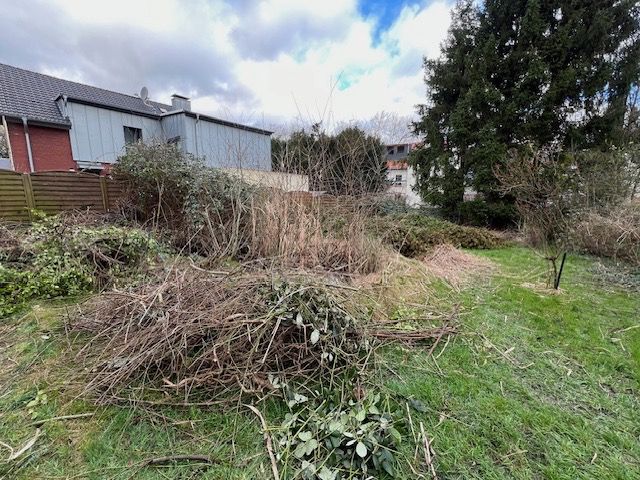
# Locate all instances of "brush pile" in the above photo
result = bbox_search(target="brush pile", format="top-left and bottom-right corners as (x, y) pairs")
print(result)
(72, 269), (368, 402)
(1, 211), (160, 317)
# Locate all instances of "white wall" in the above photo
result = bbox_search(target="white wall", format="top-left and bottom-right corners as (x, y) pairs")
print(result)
(181, 115), (271, 170)
(386, 166), (422, 206)
(222, 168), (308, 191)
(64, 101), (163, 165)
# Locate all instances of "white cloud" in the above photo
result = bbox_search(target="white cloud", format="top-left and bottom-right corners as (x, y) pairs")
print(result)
(230, 0), (452, 128)
(0, 0), (453, 132)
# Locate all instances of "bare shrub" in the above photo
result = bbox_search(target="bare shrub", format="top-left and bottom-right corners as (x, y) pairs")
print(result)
(568, 204), (640, 266)
(248, 192), (383, 274)
(496, 145), (638, 284)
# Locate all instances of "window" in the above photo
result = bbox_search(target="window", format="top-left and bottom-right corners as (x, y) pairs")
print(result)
(395, 174), (403, 183)
(123, 126), (142, 144)
(396, 145), (405, 154)
(386, 146), (395, 155)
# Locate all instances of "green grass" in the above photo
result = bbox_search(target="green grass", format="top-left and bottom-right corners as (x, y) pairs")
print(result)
(1, 247), (638, 479)
(384, 248), (640, 479)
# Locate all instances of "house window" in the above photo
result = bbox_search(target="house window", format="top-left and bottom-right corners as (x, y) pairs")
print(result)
(123, 126), (142, 144)
(396, 145), (405, 154)
(387, 146), (395, 155)
(395, 174), (403, 183)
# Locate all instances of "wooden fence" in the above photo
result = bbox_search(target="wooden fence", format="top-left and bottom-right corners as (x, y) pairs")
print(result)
(0, 169), (124, 221)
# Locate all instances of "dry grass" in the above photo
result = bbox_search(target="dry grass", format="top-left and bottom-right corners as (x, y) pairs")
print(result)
(247, 192), (384, 274)
(568, 204), (640, 266)
(422, 244), (496, 289)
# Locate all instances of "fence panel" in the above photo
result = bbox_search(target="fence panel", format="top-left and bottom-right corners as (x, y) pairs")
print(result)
(30, 172), (104, 215)
(0, 169), (124, 220)
(0, 170), (30, 220)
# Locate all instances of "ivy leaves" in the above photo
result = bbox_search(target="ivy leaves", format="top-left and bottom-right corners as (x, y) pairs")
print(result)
(277, 390), (401, 479)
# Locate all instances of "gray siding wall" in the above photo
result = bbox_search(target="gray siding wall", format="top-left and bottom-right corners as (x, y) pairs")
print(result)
(61, 103), (270, 171)
(64, 102), (163, 164)
(160, 114), (185, 144)
(181, 115), (271, 170)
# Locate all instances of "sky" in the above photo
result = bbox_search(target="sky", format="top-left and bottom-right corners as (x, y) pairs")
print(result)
(0, 0), (453, 137)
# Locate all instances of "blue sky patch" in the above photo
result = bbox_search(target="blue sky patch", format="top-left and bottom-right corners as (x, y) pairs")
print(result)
(358, 0), (415, 43)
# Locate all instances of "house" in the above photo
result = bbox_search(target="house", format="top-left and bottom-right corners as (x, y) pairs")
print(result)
(0, 63), (272, 173)
(385, 143), (422, 206)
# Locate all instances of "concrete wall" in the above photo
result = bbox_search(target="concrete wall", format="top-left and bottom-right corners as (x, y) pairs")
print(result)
(181, 115), (271, 170)
(63, 101), (163, 166)
(222, 168), (308, 191)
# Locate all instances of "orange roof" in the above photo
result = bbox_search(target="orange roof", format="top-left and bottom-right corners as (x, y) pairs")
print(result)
(386, 160), (408, 169)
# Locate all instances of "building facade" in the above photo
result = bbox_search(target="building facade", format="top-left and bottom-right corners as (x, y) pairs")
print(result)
(385, 143), (422, 206)
(0, 63), (271, 173)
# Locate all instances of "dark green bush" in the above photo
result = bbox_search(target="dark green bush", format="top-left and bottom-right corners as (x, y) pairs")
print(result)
(457, 199), (518, 229)
(375, 213), (506, 258)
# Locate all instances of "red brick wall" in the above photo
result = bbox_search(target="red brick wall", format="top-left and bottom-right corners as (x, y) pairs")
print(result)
(6, 121), (76, 172)
(7, 122), (29, 172)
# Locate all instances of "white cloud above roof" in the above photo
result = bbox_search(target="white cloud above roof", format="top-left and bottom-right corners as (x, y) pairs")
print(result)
(0, 0), (452, 134)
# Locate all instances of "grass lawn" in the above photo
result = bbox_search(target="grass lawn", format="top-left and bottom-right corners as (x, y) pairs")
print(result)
(1, 247), (638, 479)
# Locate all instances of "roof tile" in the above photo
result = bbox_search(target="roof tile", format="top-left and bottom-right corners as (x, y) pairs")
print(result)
(0, 63), (170, 125)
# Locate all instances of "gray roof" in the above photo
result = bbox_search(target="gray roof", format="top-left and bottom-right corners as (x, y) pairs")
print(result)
(0, 62), (170, 126)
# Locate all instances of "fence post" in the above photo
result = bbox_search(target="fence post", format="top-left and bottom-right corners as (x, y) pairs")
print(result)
(21, 173), (35, 218)
(100, 177), (110, 212)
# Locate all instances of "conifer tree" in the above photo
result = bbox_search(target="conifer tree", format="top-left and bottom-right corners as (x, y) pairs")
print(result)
(411, 0), (640, 223)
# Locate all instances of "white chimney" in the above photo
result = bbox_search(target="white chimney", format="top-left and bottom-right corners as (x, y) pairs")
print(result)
(171, 94), (191, 112)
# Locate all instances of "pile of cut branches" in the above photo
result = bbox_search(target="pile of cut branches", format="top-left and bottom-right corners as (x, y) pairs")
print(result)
(1, 211), (160, 317)
(71, 269), (368, 402)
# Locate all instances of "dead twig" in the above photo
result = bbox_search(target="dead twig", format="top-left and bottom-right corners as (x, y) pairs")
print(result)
(139, 454), (214, 467)
(420, 422), (437, 480)
(244, 404), (279, 480)
(369, 325), (456, 345)
(31, 412), (94, 426)
(4, 428), (41, 461)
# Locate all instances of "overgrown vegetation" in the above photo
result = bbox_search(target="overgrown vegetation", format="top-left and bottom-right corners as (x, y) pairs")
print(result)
(374, 213), (506, 258)
(2, 137), (637, 479)
(114, 142), (255, 258)
(0, 212), (159, 317)
(115, 143), (384, 273)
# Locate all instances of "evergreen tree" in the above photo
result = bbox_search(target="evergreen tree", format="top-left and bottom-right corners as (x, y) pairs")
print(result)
(411, 0), (640, 223)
